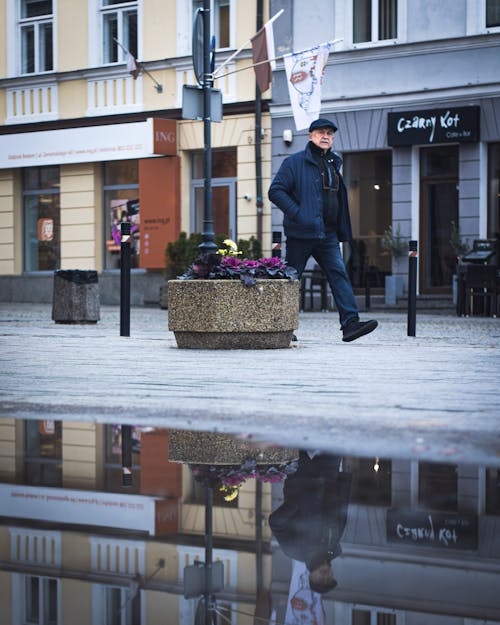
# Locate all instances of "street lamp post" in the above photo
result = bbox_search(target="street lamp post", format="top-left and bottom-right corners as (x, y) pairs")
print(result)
(199, 0), (218, 254)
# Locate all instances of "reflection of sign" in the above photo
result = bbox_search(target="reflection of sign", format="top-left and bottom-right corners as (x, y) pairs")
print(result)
(388, 106), (480, 146)
(40, 420), (55, 435)
(387, 509), (478, 550)
(38, 218), (54, 241)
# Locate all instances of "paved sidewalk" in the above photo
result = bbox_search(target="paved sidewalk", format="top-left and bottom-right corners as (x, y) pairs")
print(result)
(0, 303), (499, 466)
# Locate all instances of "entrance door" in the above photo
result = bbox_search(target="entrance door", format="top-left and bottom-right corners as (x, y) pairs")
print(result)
(419, 146), (459, 293)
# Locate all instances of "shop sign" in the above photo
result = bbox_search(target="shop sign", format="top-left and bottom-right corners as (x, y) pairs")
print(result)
(386, 508), (478, 550)
(152, 118), (177, 155)
(387, 106), (480, 146)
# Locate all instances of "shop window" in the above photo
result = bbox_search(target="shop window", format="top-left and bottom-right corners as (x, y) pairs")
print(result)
(24, 420), (62, 487)
(191, 149), (237, 240)
(23, 166), (60, 272)
(487, 0), (500, 27)
(103, 160), (139, 269)
(353, 0), (397, 44)
(342, 151), (392, 289)
(103, 425), (141, 493)
(19, 0), (53, 74)
(418, 462), (457, 512)
(193, 0), (231, 49)
(488, 143), (500, 238)
(486, 468), (500, 514)
(345, 456), (391, 506)
(101, 0), (138, 64)
(352, 607), (397, 625)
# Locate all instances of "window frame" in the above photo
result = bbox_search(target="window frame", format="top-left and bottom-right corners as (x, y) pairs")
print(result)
(17, 0), (55, 75)
(22, 575), (60, 625)
(177, 0), (236, 57)
(346, 0), (406, 48)
(99, 0), (139, 65)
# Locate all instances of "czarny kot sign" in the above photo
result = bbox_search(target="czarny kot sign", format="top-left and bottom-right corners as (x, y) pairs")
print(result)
(388, 106), (480, 146)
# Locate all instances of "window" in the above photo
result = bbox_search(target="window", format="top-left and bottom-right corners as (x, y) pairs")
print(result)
(352, 607), (397, 625)
(487, 0), (500, 27)
(488, 143), (500, 238)
(24, 420), (62, 487)
(345, 456), (392, 506)
(103, 425), (141, 493)
(23, 576), (58, 625)
(342, 151), (392, 289)
(102, 586), (140, 625)
(353, 0), (397, 44)
(19, 0), (53, 74)
(103, 160), (139, 269)
(23, 166), (60, 272)
(193, 0), (231, 49)
(418, 462), (457, 512)
(486, 468), (500, 514)
(101, 0), (138, 64)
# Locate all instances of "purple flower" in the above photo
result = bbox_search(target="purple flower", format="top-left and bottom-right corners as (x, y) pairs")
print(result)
(221, 256), (243, 270)
(258, 257), (285, 269)
(242, 260), (260, 269)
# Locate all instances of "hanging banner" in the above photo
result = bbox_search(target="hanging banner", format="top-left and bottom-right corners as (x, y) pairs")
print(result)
(284, 43), (330, 131)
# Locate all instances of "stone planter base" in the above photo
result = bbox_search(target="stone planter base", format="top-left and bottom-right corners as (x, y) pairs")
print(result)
(168, 279), (299, 349)
(52, 269), (100, 324)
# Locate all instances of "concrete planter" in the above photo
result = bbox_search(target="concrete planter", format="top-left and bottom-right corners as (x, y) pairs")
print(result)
(52, 270), (100, 324)
(167, 279), (299, 349)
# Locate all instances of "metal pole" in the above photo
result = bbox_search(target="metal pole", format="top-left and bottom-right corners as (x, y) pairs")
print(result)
(121, 425), (132, 487)
(255, 0), (264, 246)
(120, 222), (131, 337)
(407, 240), (418, 336)
(204, 485), (214, 625)
(199, 0), (217, 254)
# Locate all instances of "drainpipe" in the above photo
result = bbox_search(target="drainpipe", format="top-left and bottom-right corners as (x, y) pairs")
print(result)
(255, 0), (264, 245)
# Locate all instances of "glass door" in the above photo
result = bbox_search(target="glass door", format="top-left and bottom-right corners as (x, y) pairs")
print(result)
(192, 180), (236, 240)
(420, 146), (459, 293)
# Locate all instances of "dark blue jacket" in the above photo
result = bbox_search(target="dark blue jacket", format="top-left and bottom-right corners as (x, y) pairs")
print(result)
(268, 143), (353, 242)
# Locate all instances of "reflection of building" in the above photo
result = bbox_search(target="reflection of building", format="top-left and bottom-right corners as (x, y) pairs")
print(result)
(270, 456), (500, 624)
(0, 422), (274, 625)
(270, 2), (500, 297)
(0, 1), (273, 304)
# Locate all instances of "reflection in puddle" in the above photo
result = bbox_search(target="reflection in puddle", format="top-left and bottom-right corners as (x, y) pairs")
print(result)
(0, 422), (499, 624)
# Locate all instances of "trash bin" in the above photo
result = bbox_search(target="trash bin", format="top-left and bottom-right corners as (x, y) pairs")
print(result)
(52, 270), (100, 324)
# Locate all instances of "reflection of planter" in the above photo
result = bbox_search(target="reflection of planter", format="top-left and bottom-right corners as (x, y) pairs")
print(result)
(168, 430), (298, 465)
(167, 279), (299, 349)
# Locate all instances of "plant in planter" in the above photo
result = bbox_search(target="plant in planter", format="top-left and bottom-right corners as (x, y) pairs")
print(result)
(381, 225), (407, 305)
(160, 232), (262, 308)
(167, 242), (300, 349)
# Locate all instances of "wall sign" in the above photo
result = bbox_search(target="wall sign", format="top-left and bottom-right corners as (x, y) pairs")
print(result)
(387, 508), (478, 550)
(388, 106), (480, 146)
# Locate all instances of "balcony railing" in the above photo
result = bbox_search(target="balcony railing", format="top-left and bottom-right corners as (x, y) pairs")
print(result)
(5, 84), (59, 124)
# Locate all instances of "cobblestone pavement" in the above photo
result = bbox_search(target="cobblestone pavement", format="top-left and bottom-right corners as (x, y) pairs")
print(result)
(0, 303), (499, 466)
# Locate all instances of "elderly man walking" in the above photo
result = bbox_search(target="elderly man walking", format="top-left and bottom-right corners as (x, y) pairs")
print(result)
(269, 117), (378, 342)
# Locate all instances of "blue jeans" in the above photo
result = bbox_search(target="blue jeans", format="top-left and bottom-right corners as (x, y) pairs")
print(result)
(286, 233), (359, 328)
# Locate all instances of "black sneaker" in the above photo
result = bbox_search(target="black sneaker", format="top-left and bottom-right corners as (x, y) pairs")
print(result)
(342, 319), (378, 342)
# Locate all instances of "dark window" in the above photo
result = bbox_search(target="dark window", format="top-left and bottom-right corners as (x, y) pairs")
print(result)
(418, 462), (457, 512)
(24, 420), (62, 487)
(20, 0), (53, 74)
(486, 468), (500, 514)
(487, 143), (500, 238)
(103, 425), (141, 493)
(343, 151), (392, 289)
(101, 1), (138, 64)
(353, 0), (397, 43)
(345, 456), (392, 505)
(192, 149), (237, 179)
(487, 0), (500, 27)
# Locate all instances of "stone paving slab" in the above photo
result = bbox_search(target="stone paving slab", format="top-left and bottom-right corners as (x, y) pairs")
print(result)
(0, 303), (499, 466)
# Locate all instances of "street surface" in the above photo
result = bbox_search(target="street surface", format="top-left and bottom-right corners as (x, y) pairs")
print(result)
(0, 303), (499, 466)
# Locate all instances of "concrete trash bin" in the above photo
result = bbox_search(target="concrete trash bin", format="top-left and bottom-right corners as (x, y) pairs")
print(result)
(52, 270), (100, 324)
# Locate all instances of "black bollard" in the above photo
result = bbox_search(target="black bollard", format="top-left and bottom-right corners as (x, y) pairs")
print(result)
(121, 424), (133, 487)
(407, 240), (418, 336)
(120, 222), (131, 337)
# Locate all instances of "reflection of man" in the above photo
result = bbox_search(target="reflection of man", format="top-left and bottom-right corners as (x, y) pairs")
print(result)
(269, 451), (351, 594)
